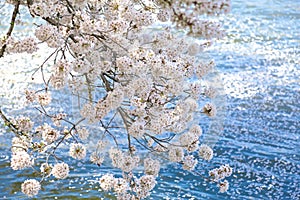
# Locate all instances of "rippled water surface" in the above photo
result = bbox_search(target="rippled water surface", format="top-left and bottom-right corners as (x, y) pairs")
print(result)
(0, 0), (299, 199)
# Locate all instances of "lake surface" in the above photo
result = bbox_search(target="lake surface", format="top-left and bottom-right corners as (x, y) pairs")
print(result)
(0, 0), (299, 199)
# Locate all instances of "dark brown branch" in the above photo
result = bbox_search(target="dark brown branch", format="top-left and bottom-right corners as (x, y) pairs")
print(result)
(0, 1), (20, 58)
(0, 108), (19, 135)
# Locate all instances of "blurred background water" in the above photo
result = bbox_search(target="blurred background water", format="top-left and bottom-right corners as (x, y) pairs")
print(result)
(0, 0), (299, 199)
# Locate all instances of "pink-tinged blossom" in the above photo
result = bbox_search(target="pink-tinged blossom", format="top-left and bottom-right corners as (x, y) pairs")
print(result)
(189, 124), (203, 137)
(25, 89), (36, 104)
(1, 0), (232, 197)
(179, 132), (199, 152)
(40, 163), (52, 177)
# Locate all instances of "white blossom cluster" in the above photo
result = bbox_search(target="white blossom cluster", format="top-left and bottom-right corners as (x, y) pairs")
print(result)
(109, 148), (140, 172)
(209, 164), (233, 193)
(6, 37), (38, 54)
(51, 162), (70, 179)
(36, 123), (60, 144)
(144, 158), (160, 176)
(21, 179), (41, 197)
(156, 0), (231, 38)
(10, 151), (33, 170)
(1, 0), (232, 198)
(11, 136), (30, 153)
(12, 117), (34, 133)
(209, 164), (233, 182)
(99, 173), (157, 199)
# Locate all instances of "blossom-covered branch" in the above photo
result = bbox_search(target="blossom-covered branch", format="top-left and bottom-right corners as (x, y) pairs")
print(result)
(0, 0), (232, 198)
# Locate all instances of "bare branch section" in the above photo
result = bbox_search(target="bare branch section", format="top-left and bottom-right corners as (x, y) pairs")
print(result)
(0, 1), (20, 58)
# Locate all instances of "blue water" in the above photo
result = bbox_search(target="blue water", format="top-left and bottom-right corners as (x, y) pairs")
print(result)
(0, 0), (299, 199)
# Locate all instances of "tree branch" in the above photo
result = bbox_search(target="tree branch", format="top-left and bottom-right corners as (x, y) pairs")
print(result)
(0, 1), (20, 58)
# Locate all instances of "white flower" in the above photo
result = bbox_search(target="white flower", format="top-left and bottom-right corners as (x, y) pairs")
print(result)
(184, 98), (198, 112)
(157, 9), (170, 22)
(35, 24), (55, 42)
(106, 86), (124, 108)
(71, 58), (91, 74)
(97, 140), (109, 150)
(69, 143), (86, 160)
(51, 113), (67, 127)
(25, 89), (36, 103)
(190, 82), (202, 99)
(52, 60), (70, 77)
(50, 74), (65, 90)
(30, 2), (50, 17)
(198, 144), (213, 161)
(99, 174), (115, 191)
(21, 179), (41, 197)
(95, 100), (110, 120)
(6, 37), (38, 54)
(80, 103), (97, 123)
(52, 162), (69, 179)
(11, 151), (33, 170)
(117, 193), (135, 200)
